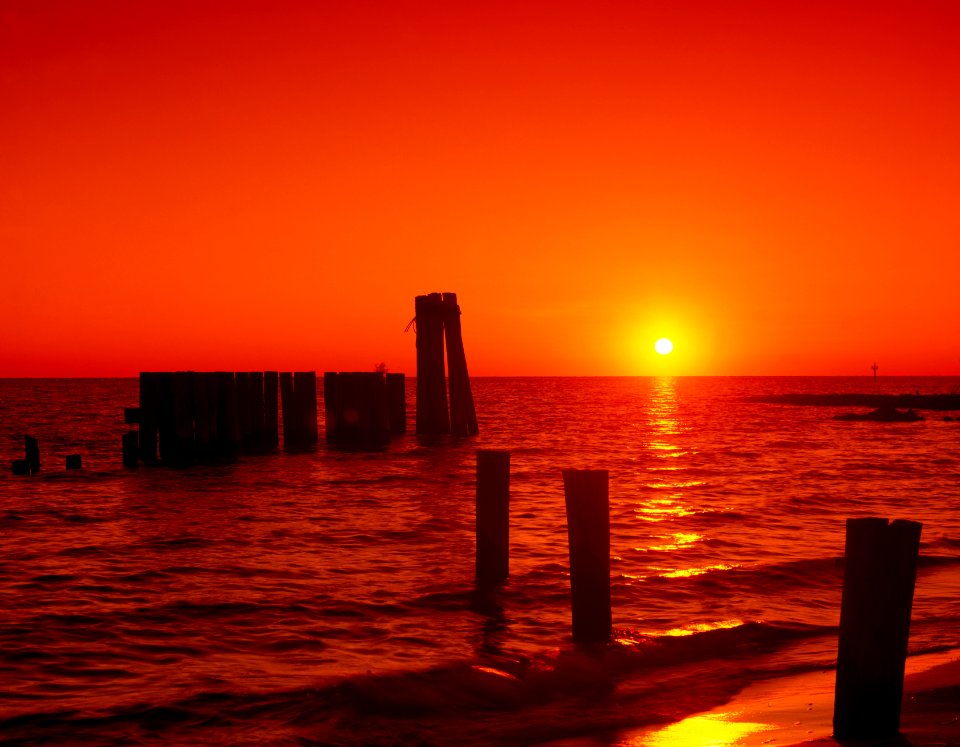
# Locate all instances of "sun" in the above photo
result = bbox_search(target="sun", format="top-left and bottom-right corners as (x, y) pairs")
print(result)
(655, 337), (673, 355)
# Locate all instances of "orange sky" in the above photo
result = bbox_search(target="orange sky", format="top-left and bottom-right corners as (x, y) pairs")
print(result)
(2, 0), (958, 376)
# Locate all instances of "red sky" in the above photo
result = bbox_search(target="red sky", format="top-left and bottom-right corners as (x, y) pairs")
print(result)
(2, 0), (958, 376)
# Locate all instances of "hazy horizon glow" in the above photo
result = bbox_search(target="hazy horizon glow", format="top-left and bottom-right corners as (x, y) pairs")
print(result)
(3, 1), (959, 377)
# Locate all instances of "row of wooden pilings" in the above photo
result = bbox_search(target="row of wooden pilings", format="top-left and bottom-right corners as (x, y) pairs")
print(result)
(124, 371), (319, 466)
(124, 370), (410, 465)
(476, 450), (921, 742)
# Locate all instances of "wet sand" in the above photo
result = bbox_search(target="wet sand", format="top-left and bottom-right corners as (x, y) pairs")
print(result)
(619, 650), (960, 747)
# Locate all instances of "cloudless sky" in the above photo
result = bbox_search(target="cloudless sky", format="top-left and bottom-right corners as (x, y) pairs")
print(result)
(3, 0), (958, 376)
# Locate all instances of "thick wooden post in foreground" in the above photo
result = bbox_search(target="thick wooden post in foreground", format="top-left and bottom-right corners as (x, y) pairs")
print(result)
(443, 293), (478, 436)
(415, 293), (449, 434)
(476, 450), (510, 587)
(834, 517), (922, 740)
(562, 469), (612, 644)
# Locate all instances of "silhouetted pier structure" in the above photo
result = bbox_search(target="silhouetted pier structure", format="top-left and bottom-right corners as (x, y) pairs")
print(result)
(415, 292), (478, 436)
(323, 371), (406, 449)
(126, 371), (317, 465)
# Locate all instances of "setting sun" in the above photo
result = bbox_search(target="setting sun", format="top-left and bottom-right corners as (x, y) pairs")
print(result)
(655, 338), (674, 355)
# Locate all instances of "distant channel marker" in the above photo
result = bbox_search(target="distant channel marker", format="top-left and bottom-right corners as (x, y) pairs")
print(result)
(655, 338), (674, 355)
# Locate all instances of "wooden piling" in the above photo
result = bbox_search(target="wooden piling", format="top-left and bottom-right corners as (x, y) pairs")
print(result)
(833, 517), (922, 740)
(415, 293), (449, 434)
(124, 407), (141, 424)
(562, 469), (612, 644)
(173, 372), (195, 464)
(280, 372), (295, 448)
(323, 371), (338, 440)
(217, 372), (241, 459)
(476, 450), (510, 586)
(250, 372), (266, 451)
(190, 372), (211, 459)
(264, 371), (279, 450)
(443, 293), (478, 436)
(139, 372), (161, 465)
(156, 372), (176, 463)
(25, 435), (40, 474)
(386, 373), (406, 435)
(235, 372), (254, 451)
(326, 372), (390, 448)
(122, 430), (139, 468)
(295, 371), (318, 445)
(66, 454), (82, 470)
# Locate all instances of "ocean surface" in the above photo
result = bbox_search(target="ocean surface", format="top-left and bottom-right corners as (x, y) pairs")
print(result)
(2, 376), (960, 746)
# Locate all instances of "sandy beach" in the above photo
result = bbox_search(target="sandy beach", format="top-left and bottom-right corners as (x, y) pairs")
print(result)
(619, 649), (960, 747)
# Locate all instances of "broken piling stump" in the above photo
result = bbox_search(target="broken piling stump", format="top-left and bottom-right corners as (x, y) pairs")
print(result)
(25, 435), (40, 474)
(66, 454), (82, 470)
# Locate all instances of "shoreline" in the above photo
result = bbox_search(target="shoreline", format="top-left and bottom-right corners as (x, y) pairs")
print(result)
(620, 649), (960, 747)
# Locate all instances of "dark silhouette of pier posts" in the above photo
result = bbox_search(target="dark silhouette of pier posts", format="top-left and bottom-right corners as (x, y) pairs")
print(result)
(324, 372), (391, 448)
(416, 293), (449, 435)
(249, 372), (266, 451)
(562, 469), (612, 644)
(476, 450), (510, 587)
(443, 293), (479, 436)
(833, 517), (922, 740)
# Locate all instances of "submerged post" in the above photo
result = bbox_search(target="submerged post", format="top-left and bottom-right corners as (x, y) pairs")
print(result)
(66, 454), (82, 470)
(562, 469), (612, 644)
(476, 450), (510, 587)
(833, 517), (922, 740)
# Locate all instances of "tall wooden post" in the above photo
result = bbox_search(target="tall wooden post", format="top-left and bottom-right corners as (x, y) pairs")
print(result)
(562, 469), (612, 644)
(834, 517), (922, 740)
(443, 292), (478, 436)
(476, 450), (510, 586)
(415, 293), (449, 434)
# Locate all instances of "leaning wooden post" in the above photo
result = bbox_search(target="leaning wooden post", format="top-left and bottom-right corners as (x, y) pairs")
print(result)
(415, 293), (449, 434)
(443, 292), (478, 436)
(833, 517), (922, 740)
(562, 469), (612, 644)
(476, 450), (510, 587)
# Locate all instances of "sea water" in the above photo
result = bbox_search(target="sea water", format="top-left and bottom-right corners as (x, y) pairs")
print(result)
(2, 376), (959, 745)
